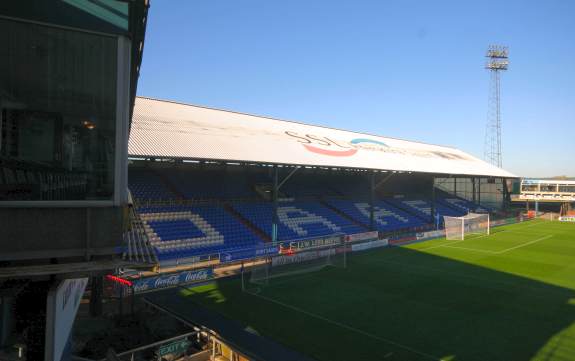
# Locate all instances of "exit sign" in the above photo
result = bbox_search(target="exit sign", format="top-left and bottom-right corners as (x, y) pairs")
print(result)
(157, 339), (191, 357)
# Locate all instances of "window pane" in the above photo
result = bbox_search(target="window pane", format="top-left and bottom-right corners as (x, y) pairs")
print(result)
(0, 19), (117, 201)
(539, 184), (555, 192)
(522, 184), (538, 192)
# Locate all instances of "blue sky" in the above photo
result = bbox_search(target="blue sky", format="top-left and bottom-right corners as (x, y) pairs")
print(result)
(138, 0), (575, 178)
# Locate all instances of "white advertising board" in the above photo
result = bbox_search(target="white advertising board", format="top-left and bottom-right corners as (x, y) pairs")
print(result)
(45, 278), (88, 361)
(351, 239), (389, 252)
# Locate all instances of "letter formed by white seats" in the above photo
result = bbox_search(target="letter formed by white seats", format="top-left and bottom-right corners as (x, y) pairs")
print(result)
(187, 212), (224, 245)
(277, 206), (341, 237)
(404, 200), (431, 215)
(355, 202), (408, 225)
(143, 211), (223, 249)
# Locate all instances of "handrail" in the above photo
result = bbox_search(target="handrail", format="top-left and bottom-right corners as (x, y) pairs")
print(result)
(105, 329), (201, 360)
(123, 202), (158, 265)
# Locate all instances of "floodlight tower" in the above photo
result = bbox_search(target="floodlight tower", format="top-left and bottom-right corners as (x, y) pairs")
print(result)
(484, 45), (509, 168)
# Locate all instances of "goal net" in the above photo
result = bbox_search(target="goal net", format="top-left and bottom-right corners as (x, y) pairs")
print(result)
(244, 235), (346, 290)
(443, 213), (490, 240)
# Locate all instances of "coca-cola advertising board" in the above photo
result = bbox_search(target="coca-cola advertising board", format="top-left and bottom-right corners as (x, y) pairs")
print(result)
(132, 268), (213, 294)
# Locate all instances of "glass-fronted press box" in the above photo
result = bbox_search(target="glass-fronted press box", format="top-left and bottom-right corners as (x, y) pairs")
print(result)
(0, 0), (141, 261)
(0, 8), (130, 205)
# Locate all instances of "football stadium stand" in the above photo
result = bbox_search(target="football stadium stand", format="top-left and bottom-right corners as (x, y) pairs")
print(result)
(126, 97), (516, 267)
(128, 169), (495, 265)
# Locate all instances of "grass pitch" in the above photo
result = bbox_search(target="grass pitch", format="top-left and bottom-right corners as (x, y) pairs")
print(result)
(174, 219), (575, 360)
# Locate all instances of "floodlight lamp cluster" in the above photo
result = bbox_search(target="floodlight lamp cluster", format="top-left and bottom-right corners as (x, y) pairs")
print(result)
(485, 45), (509, 71)
(486, 61), (509, 70)
(486, 45), (509, 58)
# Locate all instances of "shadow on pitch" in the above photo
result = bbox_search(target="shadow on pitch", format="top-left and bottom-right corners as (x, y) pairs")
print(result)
(151, 246), (575, 361)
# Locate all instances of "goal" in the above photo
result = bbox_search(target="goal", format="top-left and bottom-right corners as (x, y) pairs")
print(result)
(243, 235), (346, 290)
(443, 213), (490, 240)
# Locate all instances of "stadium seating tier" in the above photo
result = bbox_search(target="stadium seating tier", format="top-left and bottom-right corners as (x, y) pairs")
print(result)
(129, 168), (491, 265)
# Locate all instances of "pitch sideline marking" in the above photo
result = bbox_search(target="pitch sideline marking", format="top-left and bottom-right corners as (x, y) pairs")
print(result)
(246, 290), (443, 360)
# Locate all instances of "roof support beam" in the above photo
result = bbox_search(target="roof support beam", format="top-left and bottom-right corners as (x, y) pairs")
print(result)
(271, 166), (279, 244)
(370, 172), (376, 231)
(478, 179), (482, 205)
(472, 177), (477, 204)
(374, 172), (394, 190)
(454, 177), (457, 196)
(502, 177), (510, 210)
(278, 166), (300, 191)
(370, 172), (394, 231)
(431, 179), (437, 229)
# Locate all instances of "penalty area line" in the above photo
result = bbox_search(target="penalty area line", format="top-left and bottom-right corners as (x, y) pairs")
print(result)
(442, 245), (498, 254)
(419, 232), (495, 252)
(420, 240), (468, 251)
(495, 234), (553, 254)
(247, 291), (443, 360)
(441, 234), (553, 255)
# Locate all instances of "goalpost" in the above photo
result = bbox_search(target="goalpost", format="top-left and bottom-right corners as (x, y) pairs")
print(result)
(244, 234), (346, 290)
(443, 213), (490, 240)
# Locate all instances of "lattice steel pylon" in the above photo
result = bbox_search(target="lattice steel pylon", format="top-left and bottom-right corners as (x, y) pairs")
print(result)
(484, 45), (509, 168)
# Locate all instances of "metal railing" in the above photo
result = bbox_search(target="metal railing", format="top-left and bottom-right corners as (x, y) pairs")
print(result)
(72, 330), (206, 361)
(124, 205), (158, 265)
(105, 330), (205, 361)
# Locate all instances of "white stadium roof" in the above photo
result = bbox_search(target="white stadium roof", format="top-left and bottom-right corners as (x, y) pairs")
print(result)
(129, 97), (516, 178)
(522, 179), (575, 185)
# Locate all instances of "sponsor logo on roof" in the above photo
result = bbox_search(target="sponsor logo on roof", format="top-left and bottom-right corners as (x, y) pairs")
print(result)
(284, 131), (470, 160)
